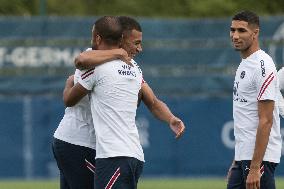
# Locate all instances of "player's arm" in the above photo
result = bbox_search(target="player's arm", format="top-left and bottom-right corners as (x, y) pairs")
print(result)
(63, 75), (89, 107)
(246, 100), (274, 189)
(140, 82), (185, 138)
(75, 48), (131, 70)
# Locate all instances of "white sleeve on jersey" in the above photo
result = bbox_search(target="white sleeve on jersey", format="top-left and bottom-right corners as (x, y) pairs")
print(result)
(278, 67), (284, 90)
(254, 61), (277, 101)
(74, 69), (82, 84)
(78, 68), (96, 91)
(73, 47), (93, 86)
(278, 90), (284, 118)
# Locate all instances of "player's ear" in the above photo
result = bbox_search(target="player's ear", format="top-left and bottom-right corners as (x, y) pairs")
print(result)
(254, 28), (259, 35)
(95, 34), (102, 45)
(253, 28), (259, 39)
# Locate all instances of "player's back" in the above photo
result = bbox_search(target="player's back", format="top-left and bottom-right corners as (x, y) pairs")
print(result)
(92, 60), (141, 124)
(84, 60), (144, 161)
(54, 69), (95, 149)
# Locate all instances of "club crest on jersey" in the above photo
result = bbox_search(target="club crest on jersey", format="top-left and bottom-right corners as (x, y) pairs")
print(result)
(240, 71), (245, 79)
(260, 60), (266, 77)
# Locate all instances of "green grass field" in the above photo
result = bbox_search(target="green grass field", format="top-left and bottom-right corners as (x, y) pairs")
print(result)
(0, 178), (284, 189)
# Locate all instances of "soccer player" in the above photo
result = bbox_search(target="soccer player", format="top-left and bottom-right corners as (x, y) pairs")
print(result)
(64, 15), (145, 189)
(227, 11), (282, 189)
(52, 16), (125, 189)
(74, 16), (185, 139)
(52, 58), (96, 189)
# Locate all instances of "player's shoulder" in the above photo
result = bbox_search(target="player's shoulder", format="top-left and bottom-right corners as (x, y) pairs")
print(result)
(131, 59), (143, 74)
(248, 50), (276, 75)
(278, 67), (284, 74)
(251, 50), (276, 79)
(75, 68), (82, 76)
(254, 50), (275, 66)
(131, 59), (138, 66)
(74, 69), (81, 83)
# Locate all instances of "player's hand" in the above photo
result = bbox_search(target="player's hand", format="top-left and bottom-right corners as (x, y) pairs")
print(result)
(246, 168), (261, 189)
(169, 117), (185, 139)
(66, 75), (75, 87)
(116, 48), (132, 66)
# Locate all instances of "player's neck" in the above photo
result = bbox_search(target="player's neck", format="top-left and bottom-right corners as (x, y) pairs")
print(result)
(98, 43), (120, 50)
(240, 41), (260, 59)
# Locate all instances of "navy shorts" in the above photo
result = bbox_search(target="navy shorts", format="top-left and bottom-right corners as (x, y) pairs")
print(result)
(52, 138), (96, 189)
(227, 160), (278, 189)
(95, 157), (144, 189)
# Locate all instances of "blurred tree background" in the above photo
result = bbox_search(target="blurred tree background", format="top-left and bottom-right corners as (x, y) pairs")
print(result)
(0, 0), (284, 17)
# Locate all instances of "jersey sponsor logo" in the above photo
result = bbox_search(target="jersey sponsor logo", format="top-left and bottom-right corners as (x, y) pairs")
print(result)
(240, 71), (245, 79)
(118, 65), (137, 77)
(260, 60), (266, 77)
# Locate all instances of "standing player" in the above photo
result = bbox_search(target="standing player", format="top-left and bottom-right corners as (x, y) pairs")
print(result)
(74, 16), (185, 138)
(227, 11), (282, 189)
(52, 61), (96, 189)
(64, 16), (145, 189)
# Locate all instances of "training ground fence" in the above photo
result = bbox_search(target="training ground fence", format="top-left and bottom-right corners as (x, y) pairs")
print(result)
(1, 16), (284, 178)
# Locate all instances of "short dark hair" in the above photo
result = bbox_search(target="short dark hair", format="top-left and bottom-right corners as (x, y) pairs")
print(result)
(94, 16), (123, 45)
(118, 16), (142, 36)
(232, 11), (259, 27)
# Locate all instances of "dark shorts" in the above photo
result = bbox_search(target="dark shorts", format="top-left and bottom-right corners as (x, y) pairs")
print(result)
(227, 160), (278, 189)
(95, 157), (144, 189)
(52, 138), (96, 189)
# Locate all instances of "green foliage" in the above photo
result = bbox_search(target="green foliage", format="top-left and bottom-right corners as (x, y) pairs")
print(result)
(0, 0), (38, 15)
(0, 0), (284, 17)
